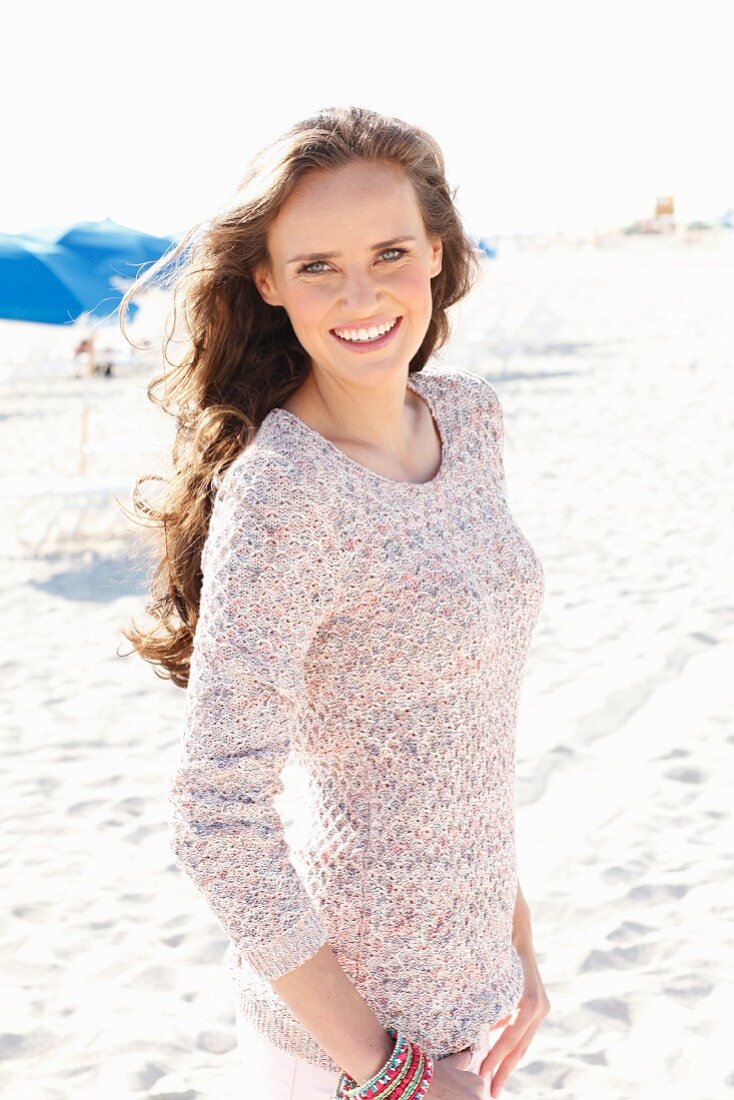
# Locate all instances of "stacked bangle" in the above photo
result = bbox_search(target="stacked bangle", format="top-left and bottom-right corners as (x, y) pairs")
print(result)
(333, 1024), (435, 1099)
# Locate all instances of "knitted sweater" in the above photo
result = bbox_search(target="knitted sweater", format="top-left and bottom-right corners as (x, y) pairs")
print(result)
(167, 365), (545, 1073)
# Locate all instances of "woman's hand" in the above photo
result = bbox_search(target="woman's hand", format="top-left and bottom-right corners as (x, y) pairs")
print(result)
(478, 944), (551, 1098)
(429, 1047), (487, 1099)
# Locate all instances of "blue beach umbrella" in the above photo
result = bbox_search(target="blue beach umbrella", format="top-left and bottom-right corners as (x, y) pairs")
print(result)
(25, 216), (178, 282)
(476, 237), (498, 259)
(0, 231), (134, 325)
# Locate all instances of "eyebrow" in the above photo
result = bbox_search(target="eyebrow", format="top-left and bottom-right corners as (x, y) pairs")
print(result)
(286, 236), (418, 265)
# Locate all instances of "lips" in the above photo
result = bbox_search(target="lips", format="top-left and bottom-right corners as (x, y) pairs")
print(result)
(329, 315), (403, 351)
(331, 316), (399, 342)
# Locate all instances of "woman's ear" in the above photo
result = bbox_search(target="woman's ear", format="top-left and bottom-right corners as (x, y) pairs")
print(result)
(429, 237), (443, 278)
(252, 263), (283, 307)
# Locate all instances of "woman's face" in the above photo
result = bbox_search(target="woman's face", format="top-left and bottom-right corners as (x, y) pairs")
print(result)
(253, 159), (443, 384)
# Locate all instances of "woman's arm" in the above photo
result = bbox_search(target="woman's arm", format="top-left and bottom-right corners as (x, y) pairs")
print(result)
(168, 456), (336, 975)
(481, 880), (551, 1096)
(270, 942), (395, 1083)
(511, 880), (534, 952)
(167, 454), (393, 1081)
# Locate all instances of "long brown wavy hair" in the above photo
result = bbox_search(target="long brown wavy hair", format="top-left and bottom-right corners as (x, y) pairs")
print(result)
(117, 104), (482, 688)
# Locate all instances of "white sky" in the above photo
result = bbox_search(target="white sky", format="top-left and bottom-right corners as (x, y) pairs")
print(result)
(2, 0), (732, 239)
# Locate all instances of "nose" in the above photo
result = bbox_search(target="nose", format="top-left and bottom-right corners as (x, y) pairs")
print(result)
(339, 269), (383, 315)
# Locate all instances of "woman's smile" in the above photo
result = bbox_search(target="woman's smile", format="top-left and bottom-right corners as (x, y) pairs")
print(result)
(329, 315), (403, 352)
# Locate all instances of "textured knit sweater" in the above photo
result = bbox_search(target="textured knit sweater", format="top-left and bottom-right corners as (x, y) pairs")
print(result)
(167, 365), (545, 1074)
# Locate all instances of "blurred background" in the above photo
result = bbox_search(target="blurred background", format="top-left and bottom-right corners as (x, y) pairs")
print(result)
(1, 2), (732, 1098)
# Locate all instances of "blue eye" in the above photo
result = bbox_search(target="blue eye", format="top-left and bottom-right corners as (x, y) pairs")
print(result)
(300, 260), (329, 274)
(298, 248), (407, 275)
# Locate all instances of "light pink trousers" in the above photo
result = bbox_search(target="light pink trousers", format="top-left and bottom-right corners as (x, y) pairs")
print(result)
(234, 1003), (500, 1100)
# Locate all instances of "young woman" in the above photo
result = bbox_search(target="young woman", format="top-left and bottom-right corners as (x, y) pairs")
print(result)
(121, 105), (551, 1100)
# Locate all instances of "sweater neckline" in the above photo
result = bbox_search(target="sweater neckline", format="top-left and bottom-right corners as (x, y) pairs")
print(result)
(268, 371), (449, 491)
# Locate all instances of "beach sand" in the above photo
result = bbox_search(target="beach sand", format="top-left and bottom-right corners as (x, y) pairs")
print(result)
(1, 228), (732, 1099)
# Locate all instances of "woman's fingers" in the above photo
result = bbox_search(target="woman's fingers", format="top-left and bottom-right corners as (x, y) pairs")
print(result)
(489, 1012), (512, 1030)
(489, 1032), (533, 1098)
(484, 1014), (543, 1098)
(439, 1046), (473, 1070)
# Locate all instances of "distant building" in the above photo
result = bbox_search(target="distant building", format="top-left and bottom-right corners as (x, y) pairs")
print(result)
(653, 195), (675, 232)
(624, 195), (676, 235)
(655, 196), (675, 219)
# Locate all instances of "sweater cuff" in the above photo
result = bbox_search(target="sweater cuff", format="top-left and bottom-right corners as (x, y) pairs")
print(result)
(241, 906), (329, 981)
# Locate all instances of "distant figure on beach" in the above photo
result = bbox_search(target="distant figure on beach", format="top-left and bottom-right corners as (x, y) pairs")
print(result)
(119, 105), (551, 1100)
(73, 333), (113, 377)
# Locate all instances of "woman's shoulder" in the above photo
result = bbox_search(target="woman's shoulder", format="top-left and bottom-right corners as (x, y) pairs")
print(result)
(218, 438), (301, 497)
(214, 436), (341, 540)
(415, 365), (503, 424)
(228, 396), (344, 478)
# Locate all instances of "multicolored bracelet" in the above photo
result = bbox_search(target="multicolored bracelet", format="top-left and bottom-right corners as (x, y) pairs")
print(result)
(333, 1024), (435, 1099)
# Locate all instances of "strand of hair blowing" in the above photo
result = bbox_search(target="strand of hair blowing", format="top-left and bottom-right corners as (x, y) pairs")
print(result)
(116, 104), (481, 689)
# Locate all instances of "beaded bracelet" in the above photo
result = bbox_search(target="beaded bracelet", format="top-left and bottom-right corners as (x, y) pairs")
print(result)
(333, 1024), (435, 1100)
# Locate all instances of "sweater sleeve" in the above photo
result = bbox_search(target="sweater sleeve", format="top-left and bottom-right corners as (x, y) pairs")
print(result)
(481, 379), (507, 499)
(167, 452), (344, 981)
(457, 369), (508, 499)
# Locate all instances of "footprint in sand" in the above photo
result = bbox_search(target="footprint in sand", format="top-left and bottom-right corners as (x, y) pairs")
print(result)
(664, 765), (707, 783)
(606, 919), (655, 942)
(116, 796), (146, 816)
(196, 1029), (237, 1054)
(0, 1028), (59, 1059)
(626, 882), (689, 902)
(581, 943), (656, 971)
(662, 973), (714, 1001)
(67, 799), (105, 814)
(582, 997), (631, 1024)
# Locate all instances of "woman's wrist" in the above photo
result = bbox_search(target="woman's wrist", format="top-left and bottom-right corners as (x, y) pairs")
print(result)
(269, 943), (401, 1087)
(350, 1031), (400, 1089)
(335, 1026), (435, 1099)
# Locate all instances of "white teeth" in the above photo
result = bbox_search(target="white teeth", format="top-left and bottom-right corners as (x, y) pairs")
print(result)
(334, 317), (398, 342)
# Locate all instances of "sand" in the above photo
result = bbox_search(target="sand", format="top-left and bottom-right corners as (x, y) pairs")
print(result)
(1, 227), (732, 1099)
